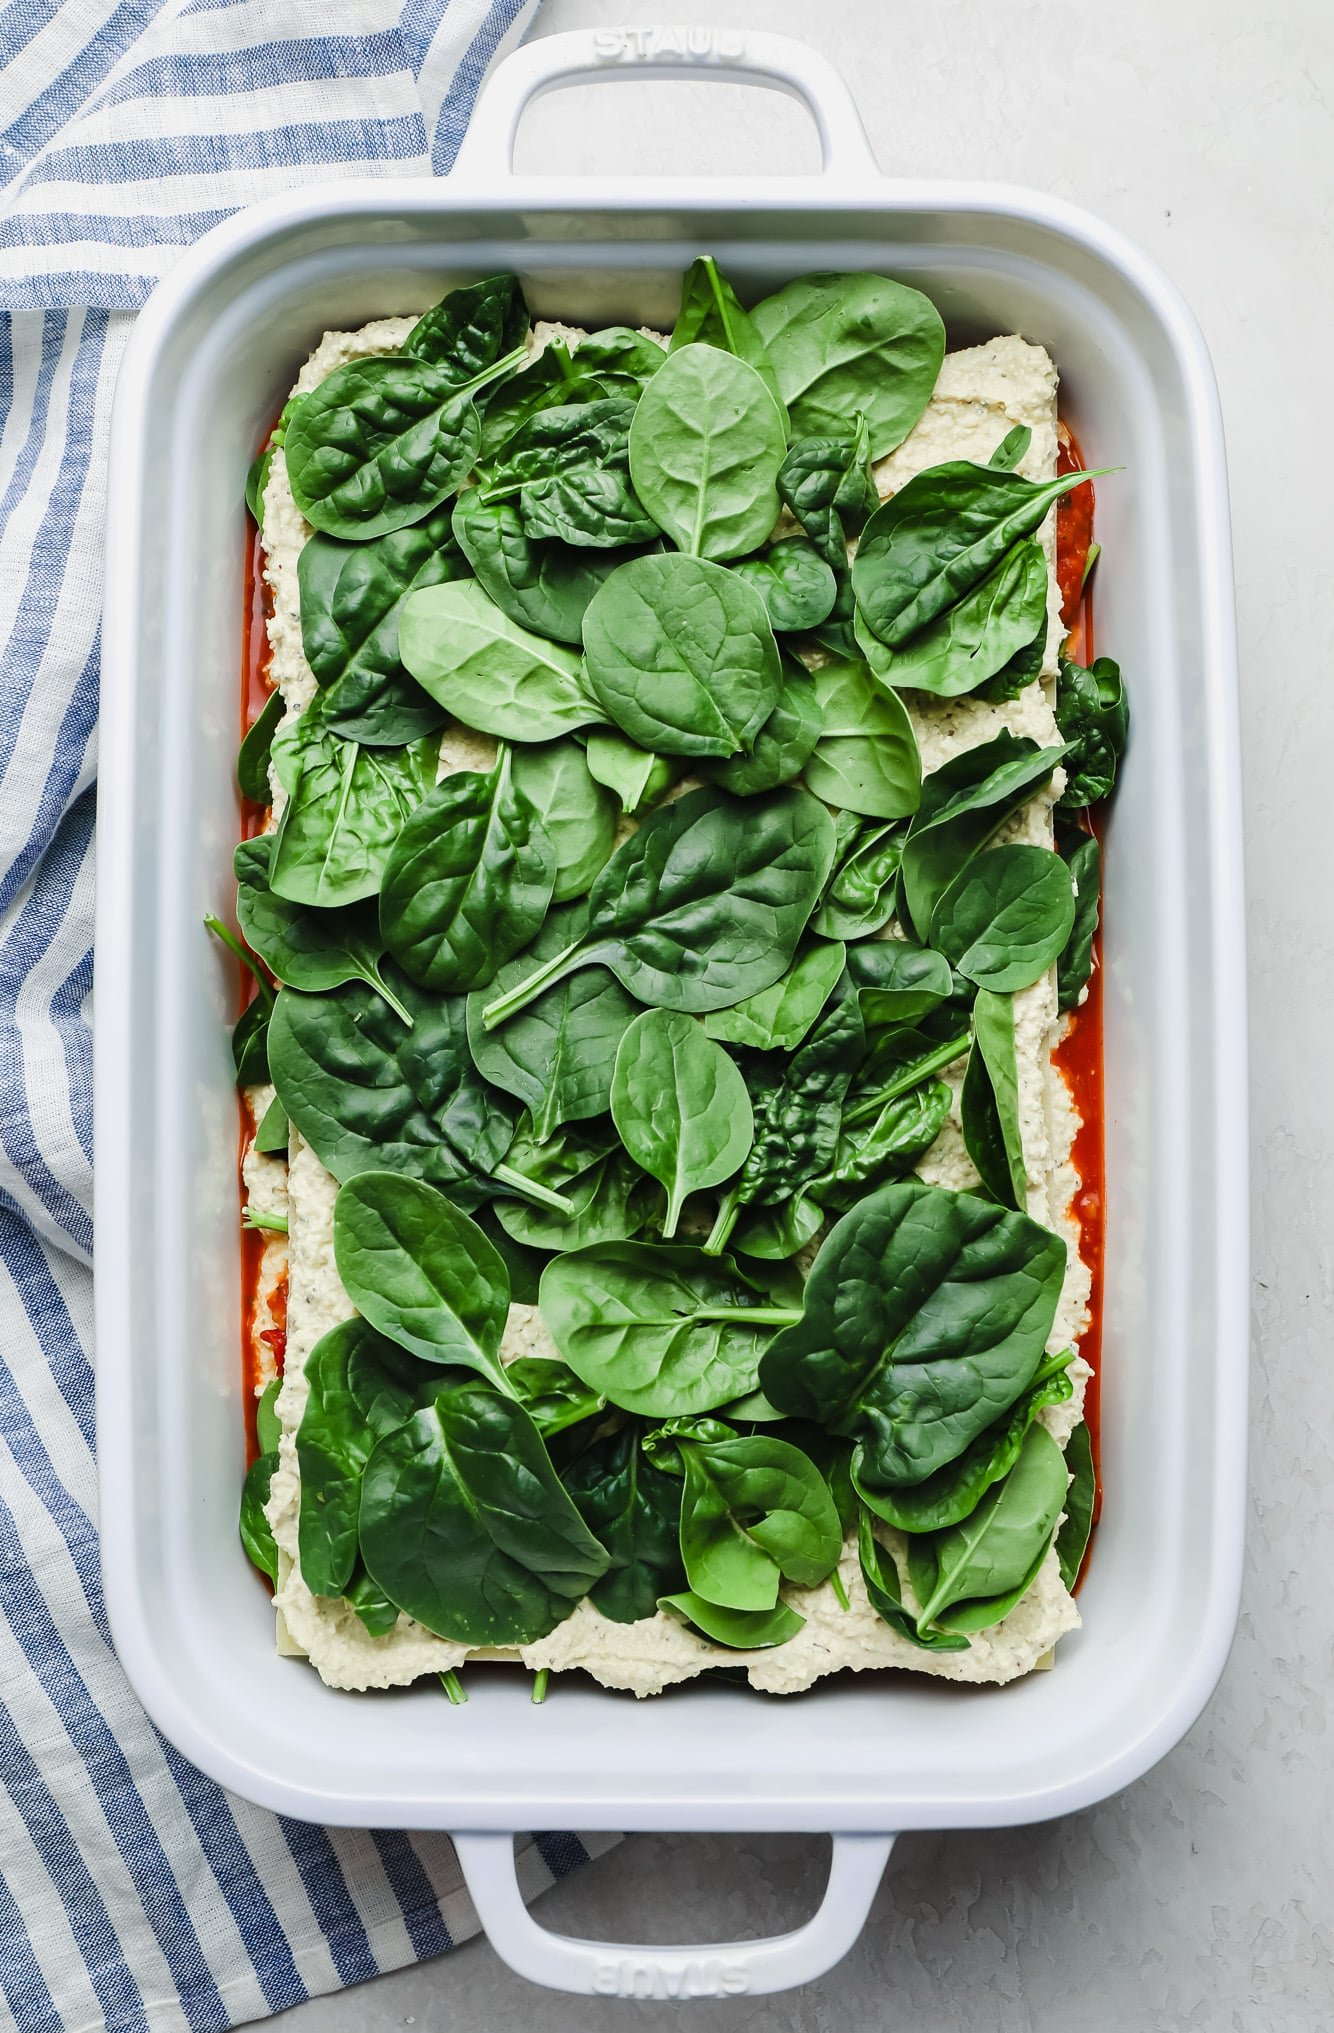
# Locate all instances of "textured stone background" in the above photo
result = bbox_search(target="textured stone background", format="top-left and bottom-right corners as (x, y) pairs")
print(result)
(266, 2), (1332, 2024)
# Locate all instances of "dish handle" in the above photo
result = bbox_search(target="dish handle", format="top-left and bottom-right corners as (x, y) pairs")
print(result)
(450, 25), (880, 185)
(452, 1829), (895, 1998)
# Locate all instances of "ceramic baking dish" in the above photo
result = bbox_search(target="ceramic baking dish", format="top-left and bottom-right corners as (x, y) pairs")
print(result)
(96, 29), (1247, 1999)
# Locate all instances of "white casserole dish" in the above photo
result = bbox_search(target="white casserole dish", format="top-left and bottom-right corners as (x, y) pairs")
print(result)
(96, 29), (1247, 1999)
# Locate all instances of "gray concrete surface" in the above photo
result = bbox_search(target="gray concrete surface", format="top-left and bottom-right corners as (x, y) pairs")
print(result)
(263, 2), (1334, 2025)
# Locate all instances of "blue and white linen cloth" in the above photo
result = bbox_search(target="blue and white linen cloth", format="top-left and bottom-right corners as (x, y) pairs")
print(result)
(0, 6), (621, 2027)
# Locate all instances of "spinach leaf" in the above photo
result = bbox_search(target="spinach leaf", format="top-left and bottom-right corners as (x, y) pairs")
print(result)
(452, 489), (638, 646)
(845, 1012), (973, 1127)
(495, 1135), (654, 1252)
(646, 1420), (841, 1608)
(561, 1420), (685, 1622)
(344, 1562), (400, 1634)
(234, 835), (411, 1023)
(398, 579), (601, 739)
(730, 1193), (824, 1263)
(539, 1242), (801, 1418)
(960, 987), (1027, 1210)
(584, 730), (677, 815)
(239, 1453), (279, 1582)
(379, 752), (555, 992)
(1055, 1419), (1096, 1588)
(514, 738), (618, 906)
(269, 975), (515, 1199)
(401, 273), (529, 380)
(506, 1356), (606, 1438)
(238, 689), (284, 802)
(482, 399), (658, 548)
(777, 419), (878, 570)
(802, 655), (921, 819)
(268, 709), (436, 909)
(931, 843), (1076, 993)
(857, 1512), (969, 1651)
(813, 820), (903, 939)
(733, 539), (837, 634)
(477, 326), (664, 458)
(659, 1590), (804, 1649)
(465, 904), (637, 1141)
(845, 938), (953, 1026)
(610, 1010), (754, 1238)
(855, 539), (1049, 698)
(703, 939), (845, 1053)
(705, 653), (823, 797)
(582, 552), (781, 759)
(284, 351), (518, 541)
(670, 256), (785, 418)
(898, 732), (1065, 940)
(333, 1171), (512, 1389)
(751, 272), (944, 456)
(988, 425), (1032, 472)
(1056, 823), (1100, 1013)
(811, 1078), (952, 1213)
(628, 344), (787, 561)
(296, 1318), (427, 1596)
(480, 785), (836, 1029)
(1055, 654), (1129, 807)
(854, 1351), (1073, 1533)
(358, 1381), (610, 1646)
(852, 459), (1102, 646)
(907, 1424), (1067, 1630)
(758, 1178), (1067, 1487)
(297, 517), (460, 746)
(231, 995), (271, 1085)
(254, 1379), (282, 1455)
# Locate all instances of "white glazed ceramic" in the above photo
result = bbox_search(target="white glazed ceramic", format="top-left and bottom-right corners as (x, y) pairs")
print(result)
(96, 28), (1247, 2000)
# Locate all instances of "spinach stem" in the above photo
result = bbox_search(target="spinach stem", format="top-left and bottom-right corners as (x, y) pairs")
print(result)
(481, 938), (585, 1030)
(830, 1569), (851, 1612)
(242, 1208), (288, 1234)
(494, 1163), (575, 1216)
(204, 916), (275, 1012)
(367, 967), (416, 1030)
(702, 1185), (742, 1256)
(693, 1305), (803, 1327)
(843, 1031), (970, 1128)
(458, 344), (530, 402)
(531, 1668), (550, 1705)
(438, 1669), (468, 1705)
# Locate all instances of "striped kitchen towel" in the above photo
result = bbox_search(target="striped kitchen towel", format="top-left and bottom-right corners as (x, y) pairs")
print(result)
(0, 6), (622, 2029)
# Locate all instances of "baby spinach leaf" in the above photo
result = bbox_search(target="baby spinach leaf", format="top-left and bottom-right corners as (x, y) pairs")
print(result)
(733, 539), (837, 634)
(480, 785), (836, 1029)
(268, 709), (436, 909)
(658, 1591), (804, 1649)
(1055, 653), (1129, 808)
(705, 653), (823, 797)
(802, 655), (921, 819)
(610, 1010), (754, 1238)
(333, 1171), (512, 1389)
(231, 995), (271, 1086)
(495, 1137), (654, 1252)
(758, 1178), (1067, 1487)
(730, 1193), (824, 1262)
(378, 752), (555, 992)
(358, 1381), (610, 1646)
(237, 689), (284, 803)
(510, 732), (618, 907)
(856, 1512), (969, 1651)
(854, 1352), (1073, 1533)
(482, 399), (658, 549)
(1056, 823), (1100, 1013)
(254, 1379), (282, 1455)
(670, 256), (785, 418)
(344, 1562), (399, 1634)
(477, 326), (664, 458)
(398, 579), (601, 739)
(1055, 1419), (1096, 1588)
(845, 939), (954, 1027)
(960, 987), (1027, 1210)
(452, 490), (638, 646)
(907, 1424), (1067, 1629)
(852, 459), (1102, 647)
(582, 552), (781, 759)
(628, 344), (787, 562)
(506, 1356), (606, 1438)
(561, 1420), (685, 1622)
(811, 1078), (952, 1213)
(584, 730), (677, 815)
(647, 1421), (841, 1609)
(777, 419), (878, 569)
(402, 273), (529, 380)
(898, 732), (1065, 940)
(269, 975), (515, 1200)
(296, 1318), (428, 1596)
(239, 1454), (279, 1582)
(703, 939), (845, 1054)
(931, 843), (1076, 993)
(234, 835), (410, 1023)
(284, 352), (512, 541)
(856, 539), (1049, 698)
(751, 272), (944, 456)
(297, 516), (460, 746)
(465, 904), (637, 1142)
(539, 1243), (801, 1418)
(813, 820), (904, 939)
(988, 425), (1032, 472)
(843, 1015), (972, 1130)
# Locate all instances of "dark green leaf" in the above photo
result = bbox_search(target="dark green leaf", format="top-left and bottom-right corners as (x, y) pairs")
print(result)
(960, 988), (1027, 1210)
(484, 399), (658, 549)
(296, 1318), (428, 1595)
(610, 1009), (753, 1237)
(268, 709), (436, 909)
(733, 539), (837, 634)
(495, 1135), (654, 1252)
(562, 1421), (685, 1622)
(238, 689), (284, 802)
(402, 273), (529, 381)
(931, 844), (1076, 993)
(811, 1078), (952, 1213)
(813, 820), (904, 939)
(506, 1357), (606, 1438)
(647, 1421), (841, 1608)
(857, 1511), (969, 1651)
(907, 1424), (1067, 1629)
(898, 732), (1064, 940)
(235, 835), (410, 1020)
(802, 656), (921, 819)
(1055, 1419), (1096, 1588)
(398, 580), (601, 739)
(777, 419), (878, 569)
(845, 939), (954, 1026)
(659, 1590), (804, 1648)
(452, 489), (639, 646)
(1056, 823), (1100, 1013)
(670, 257), (785, 418)
(239, 1454), (278, 1581)
(584, 730), (678, 815)
(751, 272), (944, 456)
(345, 1562), (400, 1634)
(705, 653), (823, 797)
(1055, 654), (1129, 808)
(854, 539), (1048, 698)
(703, 939), (844, 1054)
(297, 517), (459, 746)
(628, 344), (787, 561)
(255, 1379), (282, 1456)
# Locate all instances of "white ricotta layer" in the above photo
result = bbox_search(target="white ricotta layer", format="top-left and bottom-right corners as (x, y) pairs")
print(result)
(260, 313), (1093, 1696)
